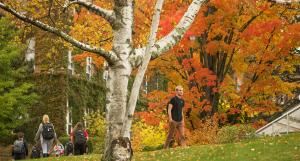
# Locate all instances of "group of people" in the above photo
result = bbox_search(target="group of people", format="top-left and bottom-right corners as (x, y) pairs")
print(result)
(12, 114), (89, 160)
(12, 85), (187, 160)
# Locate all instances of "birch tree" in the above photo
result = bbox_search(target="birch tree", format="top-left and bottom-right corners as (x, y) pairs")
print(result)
(0, 0), (205, 160)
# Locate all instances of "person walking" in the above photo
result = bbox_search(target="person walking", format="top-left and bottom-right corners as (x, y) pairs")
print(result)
(164, 85), (186, 148)
(12, 132), (28, 160)
(34, 114), (57, 157)
(71, 122), (88, 155)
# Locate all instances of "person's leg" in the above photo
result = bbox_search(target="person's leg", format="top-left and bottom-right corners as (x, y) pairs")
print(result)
(178, 122), (186, 147)
(21, 153), (26, 159)
(164, 121), (176, 149)
(41, 142), (48, 157)
(74, 143), (80, 155)
(79, 144), (85, 155)
(14, 153), (22, 160)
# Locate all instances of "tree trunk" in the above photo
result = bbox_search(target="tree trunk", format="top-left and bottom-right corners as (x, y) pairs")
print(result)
(122, 0), (164, 139)
(102, 61), (133, 161)
(103, 1), (134, 159)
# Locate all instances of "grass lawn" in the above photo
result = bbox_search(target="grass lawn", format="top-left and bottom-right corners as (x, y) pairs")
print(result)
(25, 133), (300, 161)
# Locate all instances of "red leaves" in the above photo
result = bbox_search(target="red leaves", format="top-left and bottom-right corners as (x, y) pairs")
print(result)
(205, 41), (218, 54)
(241, 19), (282, 40)
(228, 108), (241, 115)
(158, 5), (188, 38)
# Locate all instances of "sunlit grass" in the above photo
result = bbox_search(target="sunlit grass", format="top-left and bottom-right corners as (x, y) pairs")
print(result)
(26, 133), (300, 161)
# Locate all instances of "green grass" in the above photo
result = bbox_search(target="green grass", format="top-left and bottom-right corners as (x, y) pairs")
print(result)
(25, 133), (300, 161)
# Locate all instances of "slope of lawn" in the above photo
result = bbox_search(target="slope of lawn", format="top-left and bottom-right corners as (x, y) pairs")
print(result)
(25, 132), (300, 161)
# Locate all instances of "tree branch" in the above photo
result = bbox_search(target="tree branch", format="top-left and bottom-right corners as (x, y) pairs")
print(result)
(131, 0), (206, 67)
(0, 2), (118, 64)
(63, 0), (116, 25)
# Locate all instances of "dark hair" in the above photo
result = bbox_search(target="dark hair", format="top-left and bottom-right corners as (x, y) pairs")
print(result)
(17, 132), (24, 139)
(74, 122), (84, 132)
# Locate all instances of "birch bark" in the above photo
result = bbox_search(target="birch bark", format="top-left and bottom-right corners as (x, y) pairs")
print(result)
(122, 0), (164, 138)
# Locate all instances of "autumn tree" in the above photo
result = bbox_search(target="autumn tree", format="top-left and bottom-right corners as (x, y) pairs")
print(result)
(147, 0), (300, 126)
(0, 0), (205, 160)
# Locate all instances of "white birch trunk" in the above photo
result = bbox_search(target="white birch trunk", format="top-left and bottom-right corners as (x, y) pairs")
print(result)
(122, 0), (164, 138)
(102, 1), (134, 160)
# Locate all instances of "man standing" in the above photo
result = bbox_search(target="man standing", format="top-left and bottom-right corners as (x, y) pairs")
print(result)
(164, 85), (186, 148)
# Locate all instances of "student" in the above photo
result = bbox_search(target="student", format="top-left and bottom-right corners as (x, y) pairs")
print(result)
(34, 114), (57, 157)
(71, 122), (88, 155)
(164, 85), (186, 148)
(12, 132), (28, 160)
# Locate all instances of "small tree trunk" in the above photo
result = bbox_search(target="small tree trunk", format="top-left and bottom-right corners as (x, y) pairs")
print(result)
(122, 0), (164, 138)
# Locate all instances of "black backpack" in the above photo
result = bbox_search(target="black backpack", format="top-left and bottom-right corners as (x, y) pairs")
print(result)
(13, 140), (25, 153)
(65, 141), (74, 155)
(74, 130), (87, 145)
(30, 146), (41, 158)
(42, 123), (55, 140)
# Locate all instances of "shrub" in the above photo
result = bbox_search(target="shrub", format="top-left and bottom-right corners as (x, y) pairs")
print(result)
(131, 120), (167, 152)
(84, 112), (106, 154)
(58, 136), (70, 146)
(186, 118), (219, 145)
(216, 124), (256, 144)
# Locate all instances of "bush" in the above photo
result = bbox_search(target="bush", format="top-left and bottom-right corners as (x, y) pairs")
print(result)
(58, 136), (70, 146)
(216, 124), (256, 144)
(131, 120), (167, 152)
(186, 118), (219, 145)
(84, 112), (106, 154)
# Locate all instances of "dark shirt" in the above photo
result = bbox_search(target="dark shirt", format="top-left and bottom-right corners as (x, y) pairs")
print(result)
(169, 96), (185, 122)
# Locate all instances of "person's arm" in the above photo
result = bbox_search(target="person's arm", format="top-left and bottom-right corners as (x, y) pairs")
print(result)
(182, 110), (185, 123)
(70, 131), (74, 144)
(34, 123), (42, 143)
(24, 141), (29, 156)
(84, 130), (89, 140)
(11, 144), (14, 156)
(182, 101), (185, 123)
(168, 103), (173, 122)
(51, 123), (58, 140)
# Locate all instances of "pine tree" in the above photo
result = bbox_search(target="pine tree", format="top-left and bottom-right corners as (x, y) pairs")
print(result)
(0, 17), (38, 138)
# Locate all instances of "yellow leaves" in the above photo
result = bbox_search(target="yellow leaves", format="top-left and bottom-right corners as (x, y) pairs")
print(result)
(132, 121), (167, 152)
(70, 8), (113, 49)
(218, 99), (231, 112)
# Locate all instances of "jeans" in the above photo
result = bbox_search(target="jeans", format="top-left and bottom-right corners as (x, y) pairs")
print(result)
(164, 121), (186, 148)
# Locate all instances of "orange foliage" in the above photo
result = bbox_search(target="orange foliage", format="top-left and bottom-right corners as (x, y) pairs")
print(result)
(147, 0), (300, 128)
(73, 51), (105, 69)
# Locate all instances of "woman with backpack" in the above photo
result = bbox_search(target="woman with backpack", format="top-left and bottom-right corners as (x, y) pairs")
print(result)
(34, 114), (57, 157)
(71, 122), (88, 155)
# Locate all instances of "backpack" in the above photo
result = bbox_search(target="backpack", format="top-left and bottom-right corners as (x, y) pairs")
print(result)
(30, 146), (40, 158)
(42, 123), (55, 140)
(13, 140), (25, 153)
(65, 141), (73, 155)
(74, 130), (87, 145)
